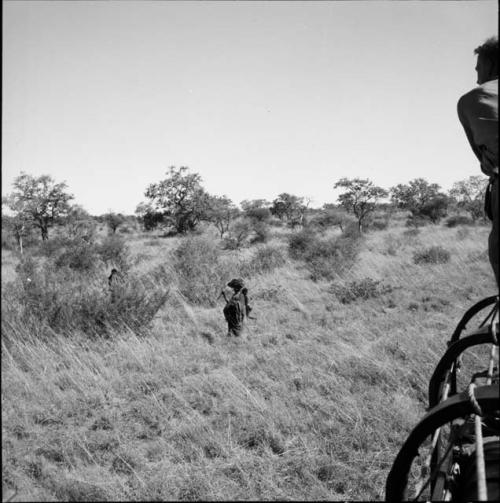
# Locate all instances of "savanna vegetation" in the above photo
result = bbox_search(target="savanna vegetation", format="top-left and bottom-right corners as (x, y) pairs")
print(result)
(1, 169), (495, 501)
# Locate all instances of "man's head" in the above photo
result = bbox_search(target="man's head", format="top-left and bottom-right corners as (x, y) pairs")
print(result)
(227, 278), (245, 292)
(474, 36), (498, 84)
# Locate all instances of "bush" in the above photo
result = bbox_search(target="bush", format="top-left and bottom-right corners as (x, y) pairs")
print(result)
(37, 236), (74, 258)
(5, 260), (168, 337)
(308, 209), (354, 233)
(288, 228), (317, 259)
(342, 221), (362, 238)
(173, 237), (227, 306)
(330, 278), (392, 304)
(288, 228), (361, 281)
(413, 246), (451, 265)
(248, 245), (286, 274)
(305, 235), (360, 281)
(403, 228), (420, 238)
(97, 235), (130, 271)
(224, 220), (253, 250)
(406, 215), (429, 228)
(250, 221), (270, 244)
(367, 218), (388, 231)
(54, 240), (101, 272)
(445, 215), (474, 228)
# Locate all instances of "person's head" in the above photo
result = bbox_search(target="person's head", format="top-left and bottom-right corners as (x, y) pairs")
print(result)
(474, 36), (498, 84)
(227, 278), (244, 292)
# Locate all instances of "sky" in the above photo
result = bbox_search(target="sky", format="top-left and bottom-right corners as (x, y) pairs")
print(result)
(2, 0), (498, 215)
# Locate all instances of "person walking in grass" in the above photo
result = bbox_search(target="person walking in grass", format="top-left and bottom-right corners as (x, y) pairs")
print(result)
(221, 278), (253, 337)
(457, 36), (498, 286)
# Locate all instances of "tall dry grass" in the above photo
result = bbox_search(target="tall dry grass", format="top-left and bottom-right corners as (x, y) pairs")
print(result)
(1, 222), (495, 500)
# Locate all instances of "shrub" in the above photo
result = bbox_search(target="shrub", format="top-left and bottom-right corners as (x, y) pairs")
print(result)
(224, 220), (253, 250)
(54, 240), (101, 272)
(367, 217), (388, 231)
(330, 278), (392, 304)
(342, 221), (362, 238)
(445, 215), (474, 228)
(248, 245), (286, 274)
(305, 235), (361, 281)
(173, 237), (227, 306)
(4, 260), (168, 338)
(97, 235), (131, 271)
(308, 209), (354, 233)
(403, 228), (420, 238)
(289, 228), (360, 281)
(288, 228), (317, 259)
(413, 246), (451, 264)
(406, 215), (429, 228)
(250, 221), (270, 244)
(35, 236), (74, 258)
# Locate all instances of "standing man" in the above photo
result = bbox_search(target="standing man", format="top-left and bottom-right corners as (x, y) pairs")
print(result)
(457, 36), (498, 286)
(221, 278), (253, 337)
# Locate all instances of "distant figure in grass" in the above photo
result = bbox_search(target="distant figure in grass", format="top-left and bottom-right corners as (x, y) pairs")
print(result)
(221, 278), (253, 337)
(457, 36), (498, 286)
(108, 268), (124, 302)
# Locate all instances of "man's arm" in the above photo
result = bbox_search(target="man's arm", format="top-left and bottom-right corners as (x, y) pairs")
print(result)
(457, 93), (484, 163)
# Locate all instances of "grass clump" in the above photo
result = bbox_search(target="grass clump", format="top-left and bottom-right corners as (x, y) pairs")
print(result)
(173, 236), (229, 306)
(413, 246), (451, 265)
(247, 245), (286, 274)
(445, 215), (474, 228)
(97, 234), (131, 271)
(330, 278), (392, 304)
(288, 229), (361, 281)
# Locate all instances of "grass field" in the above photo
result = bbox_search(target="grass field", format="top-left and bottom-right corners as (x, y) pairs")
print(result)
(1, 221), (496, 501)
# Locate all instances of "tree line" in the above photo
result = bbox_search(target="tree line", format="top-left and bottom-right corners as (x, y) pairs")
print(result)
(2, 168), (489, 252)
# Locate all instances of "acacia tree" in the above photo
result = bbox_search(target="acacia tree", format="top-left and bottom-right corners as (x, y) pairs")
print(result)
(449, 175), (489, 221)
(390, 178), (449, 224)
(205, 195), (240, 238)
(4, 172), (74, 241)
(334, 178), (388, 232)
(271, 193), (308, 227)
(142, 166), (211, 234)
(103, 212), (126, 234)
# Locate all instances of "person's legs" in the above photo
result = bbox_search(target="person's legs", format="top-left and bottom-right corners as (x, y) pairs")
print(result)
(488, 177), (499, 287)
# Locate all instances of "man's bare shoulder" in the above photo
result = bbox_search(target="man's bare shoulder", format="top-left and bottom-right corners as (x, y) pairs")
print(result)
(458, 86), (482, 107)
(458, 81), (498, 116)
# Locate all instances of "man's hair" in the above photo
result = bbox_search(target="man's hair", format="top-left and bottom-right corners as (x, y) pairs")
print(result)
(474, 36), (499, 64)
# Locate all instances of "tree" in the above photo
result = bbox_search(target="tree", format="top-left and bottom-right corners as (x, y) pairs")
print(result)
(240, 199), (272, 222)
(4, 172), (74, 241)
(449, 175), (489, 221)
(1, 211), (31, 254)
(103, 212), (126, 234)
(143, 166), (211, 234)
(390, 178), (441, 216)
(334, 178), (388, 232)
(271, 193), (307, 227)
(135, 202), (164, 231)
(205, 195), (240, 238)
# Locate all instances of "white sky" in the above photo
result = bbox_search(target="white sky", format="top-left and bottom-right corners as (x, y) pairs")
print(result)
(2, 0), (498, 214)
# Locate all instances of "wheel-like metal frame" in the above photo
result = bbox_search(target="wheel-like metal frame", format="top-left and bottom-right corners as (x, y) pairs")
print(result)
(450, 296), (498, 344)
(385, 385), (499, 502)
(428, 325), (498, 409)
